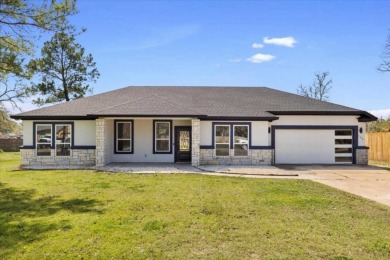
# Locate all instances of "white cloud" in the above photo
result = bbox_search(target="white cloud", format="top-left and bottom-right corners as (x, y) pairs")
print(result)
(252, 43), (264, 49)
(369, 108), (390, 119)
(228, 58), (242, 63)
(263, 36), (297, 47)
(247, 53), (275, 63)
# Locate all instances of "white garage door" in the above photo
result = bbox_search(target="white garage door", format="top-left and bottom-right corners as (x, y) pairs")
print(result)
(275, 129), (353, 164)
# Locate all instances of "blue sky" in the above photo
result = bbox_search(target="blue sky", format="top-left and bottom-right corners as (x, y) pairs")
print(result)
(19, 0), (390, 117)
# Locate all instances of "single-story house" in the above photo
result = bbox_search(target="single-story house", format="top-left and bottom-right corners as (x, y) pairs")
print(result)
(11, 86), (376, 168)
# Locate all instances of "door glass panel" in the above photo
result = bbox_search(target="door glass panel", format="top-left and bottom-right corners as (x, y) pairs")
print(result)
(335, 139), (352, 145)
(335, 157), (352, 163)
(335, 130), (352, 136)
(335, 148), (352, 154)
(179, 131), (190, 151)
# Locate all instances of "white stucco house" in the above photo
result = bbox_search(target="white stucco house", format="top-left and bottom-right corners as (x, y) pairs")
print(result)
(11, 86), (376, 168)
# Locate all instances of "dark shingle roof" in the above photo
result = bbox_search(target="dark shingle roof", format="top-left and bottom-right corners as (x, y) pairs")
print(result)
(11, 86), (376, 121)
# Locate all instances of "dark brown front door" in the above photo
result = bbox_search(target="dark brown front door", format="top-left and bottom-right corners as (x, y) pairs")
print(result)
(175, 126), (191, 163)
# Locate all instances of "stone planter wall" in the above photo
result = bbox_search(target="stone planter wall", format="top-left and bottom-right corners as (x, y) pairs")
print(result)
(200, 149), (274, 165)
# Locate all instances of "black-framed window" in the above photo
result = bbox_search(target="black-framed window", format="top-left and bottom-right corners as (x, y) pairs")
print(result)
(36, 124), (52, 156)
(33, 122), (74, 157)
(114, 120), (134, 154)
(153, 120), (172, 153)
(55, 125), (72, 156)
(214, 123), (251, 157)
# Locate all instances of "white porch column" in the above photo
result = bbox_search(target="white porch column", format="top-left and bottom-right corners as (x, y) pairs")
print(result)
(95, 118), (106, 167)
(191, 118), (201, 166)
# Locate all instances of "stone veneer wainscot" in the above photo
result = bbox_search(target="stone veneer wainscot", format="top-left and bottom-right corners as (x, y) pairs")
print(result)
(200, 149), (274, 165)
(20, 149), (96, 168)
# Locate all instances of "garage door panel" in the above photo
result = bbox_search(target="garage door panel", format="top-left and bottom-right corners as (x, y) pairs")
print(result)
(275, 130), (336, 164)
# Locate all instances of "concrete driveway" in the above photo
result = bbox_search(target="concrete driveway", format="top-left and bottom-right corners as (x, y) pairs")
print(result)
(277, 165), (390, 207)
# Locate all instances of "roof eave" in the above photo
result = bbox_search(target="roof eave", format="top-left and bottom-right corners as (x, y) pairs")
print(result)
(268, 110), (378, 121)
(10, 115), (98, 120)
(89, 114), (207, 118)
(199, 116), (279, 121)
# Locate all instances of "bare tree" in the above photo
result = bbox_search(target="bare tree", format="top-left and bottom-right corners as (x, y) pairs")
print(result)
(0, 76), (27, 107)
(0, 76), (26, 133)
(378, 33), (390, 73)
(297, 71), (333, 101)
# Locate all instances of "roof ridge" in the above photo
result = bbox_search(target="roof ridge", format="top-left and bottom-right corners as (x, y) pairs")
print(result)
(92, 95), (151, 114)
(150, 94), (204, 114)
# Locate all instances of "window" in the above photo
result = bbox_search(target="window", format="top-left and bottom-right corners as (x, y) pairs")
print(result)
(233, 125), (249, 156)
(154, 121), (171, 153)
(116, 121), (132, 153)
(335, 148), (352, 154)
(335, 130), (352, 136)
(214, 123), (251, 157)
(335, 139), (352, 145)
(36, 124), (52, 156)
(215, 125), (230, 156)
(334, 129), (353, 163)
(56, 125), (71, 156)
(335, 157), (352, 163)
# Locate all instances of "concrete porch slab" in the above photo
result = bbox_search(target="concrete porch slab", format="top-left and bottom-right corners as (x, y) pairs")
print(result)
(98, 163), (203, 174)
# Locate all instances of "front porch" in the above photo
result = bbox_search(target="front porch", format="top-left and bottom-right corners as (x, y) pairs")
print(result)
(95, 118), (201, 167)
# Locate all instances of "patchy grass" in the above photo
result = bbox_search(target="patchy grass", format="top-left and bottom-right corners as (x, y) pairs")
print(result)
(0, 152), (389, 259)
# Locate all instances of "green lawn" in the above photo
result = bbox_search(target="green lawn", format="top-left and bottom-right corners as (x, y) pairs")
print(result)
(1, 152), (389, 259)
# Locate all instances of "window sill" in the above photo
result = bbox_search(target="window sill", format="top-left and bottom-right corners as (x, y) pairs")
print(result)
(153, 151), (172, 154)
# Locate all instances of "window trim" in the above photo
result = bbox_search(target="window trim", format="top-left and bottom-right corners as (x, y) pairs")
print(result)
(153, 120), (172, 154)
(114, 120), (134, 154)
(33, 122), (75, 157)
(233, 125), (249, 157)
(215, 124), (231, 157)
(55, 124), (72, 157)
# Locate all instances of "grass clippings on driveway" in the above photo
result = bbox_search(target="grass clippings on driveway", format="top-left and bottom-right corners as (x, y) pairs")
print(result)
(1, 152), (390, 259)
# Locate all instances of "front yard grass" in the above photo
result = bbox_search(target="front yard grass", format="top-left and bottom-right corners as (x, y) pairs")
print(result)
(1, 152), (389, 259)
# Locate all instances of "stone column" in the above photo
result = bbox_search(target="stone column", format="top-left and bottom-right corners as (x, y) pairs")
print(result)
(95, 118), (106, 167)
(191, 118), (201, 166)
(356, 148), (369, 165)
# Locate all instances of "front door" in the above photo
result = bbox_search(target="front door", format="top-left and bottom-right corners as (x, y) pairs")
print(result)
(175, 126), (192, 163)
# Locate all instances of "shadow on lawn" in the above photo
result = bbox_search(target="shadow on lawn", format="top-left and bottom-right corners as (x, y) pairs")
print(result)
(0, 182), (103, 258)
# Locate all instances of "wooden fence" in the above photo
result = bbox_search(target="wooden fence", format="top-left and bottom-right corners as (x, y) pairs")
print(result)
(366, 132), (390, 162)
(0, 138), (23, 152)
